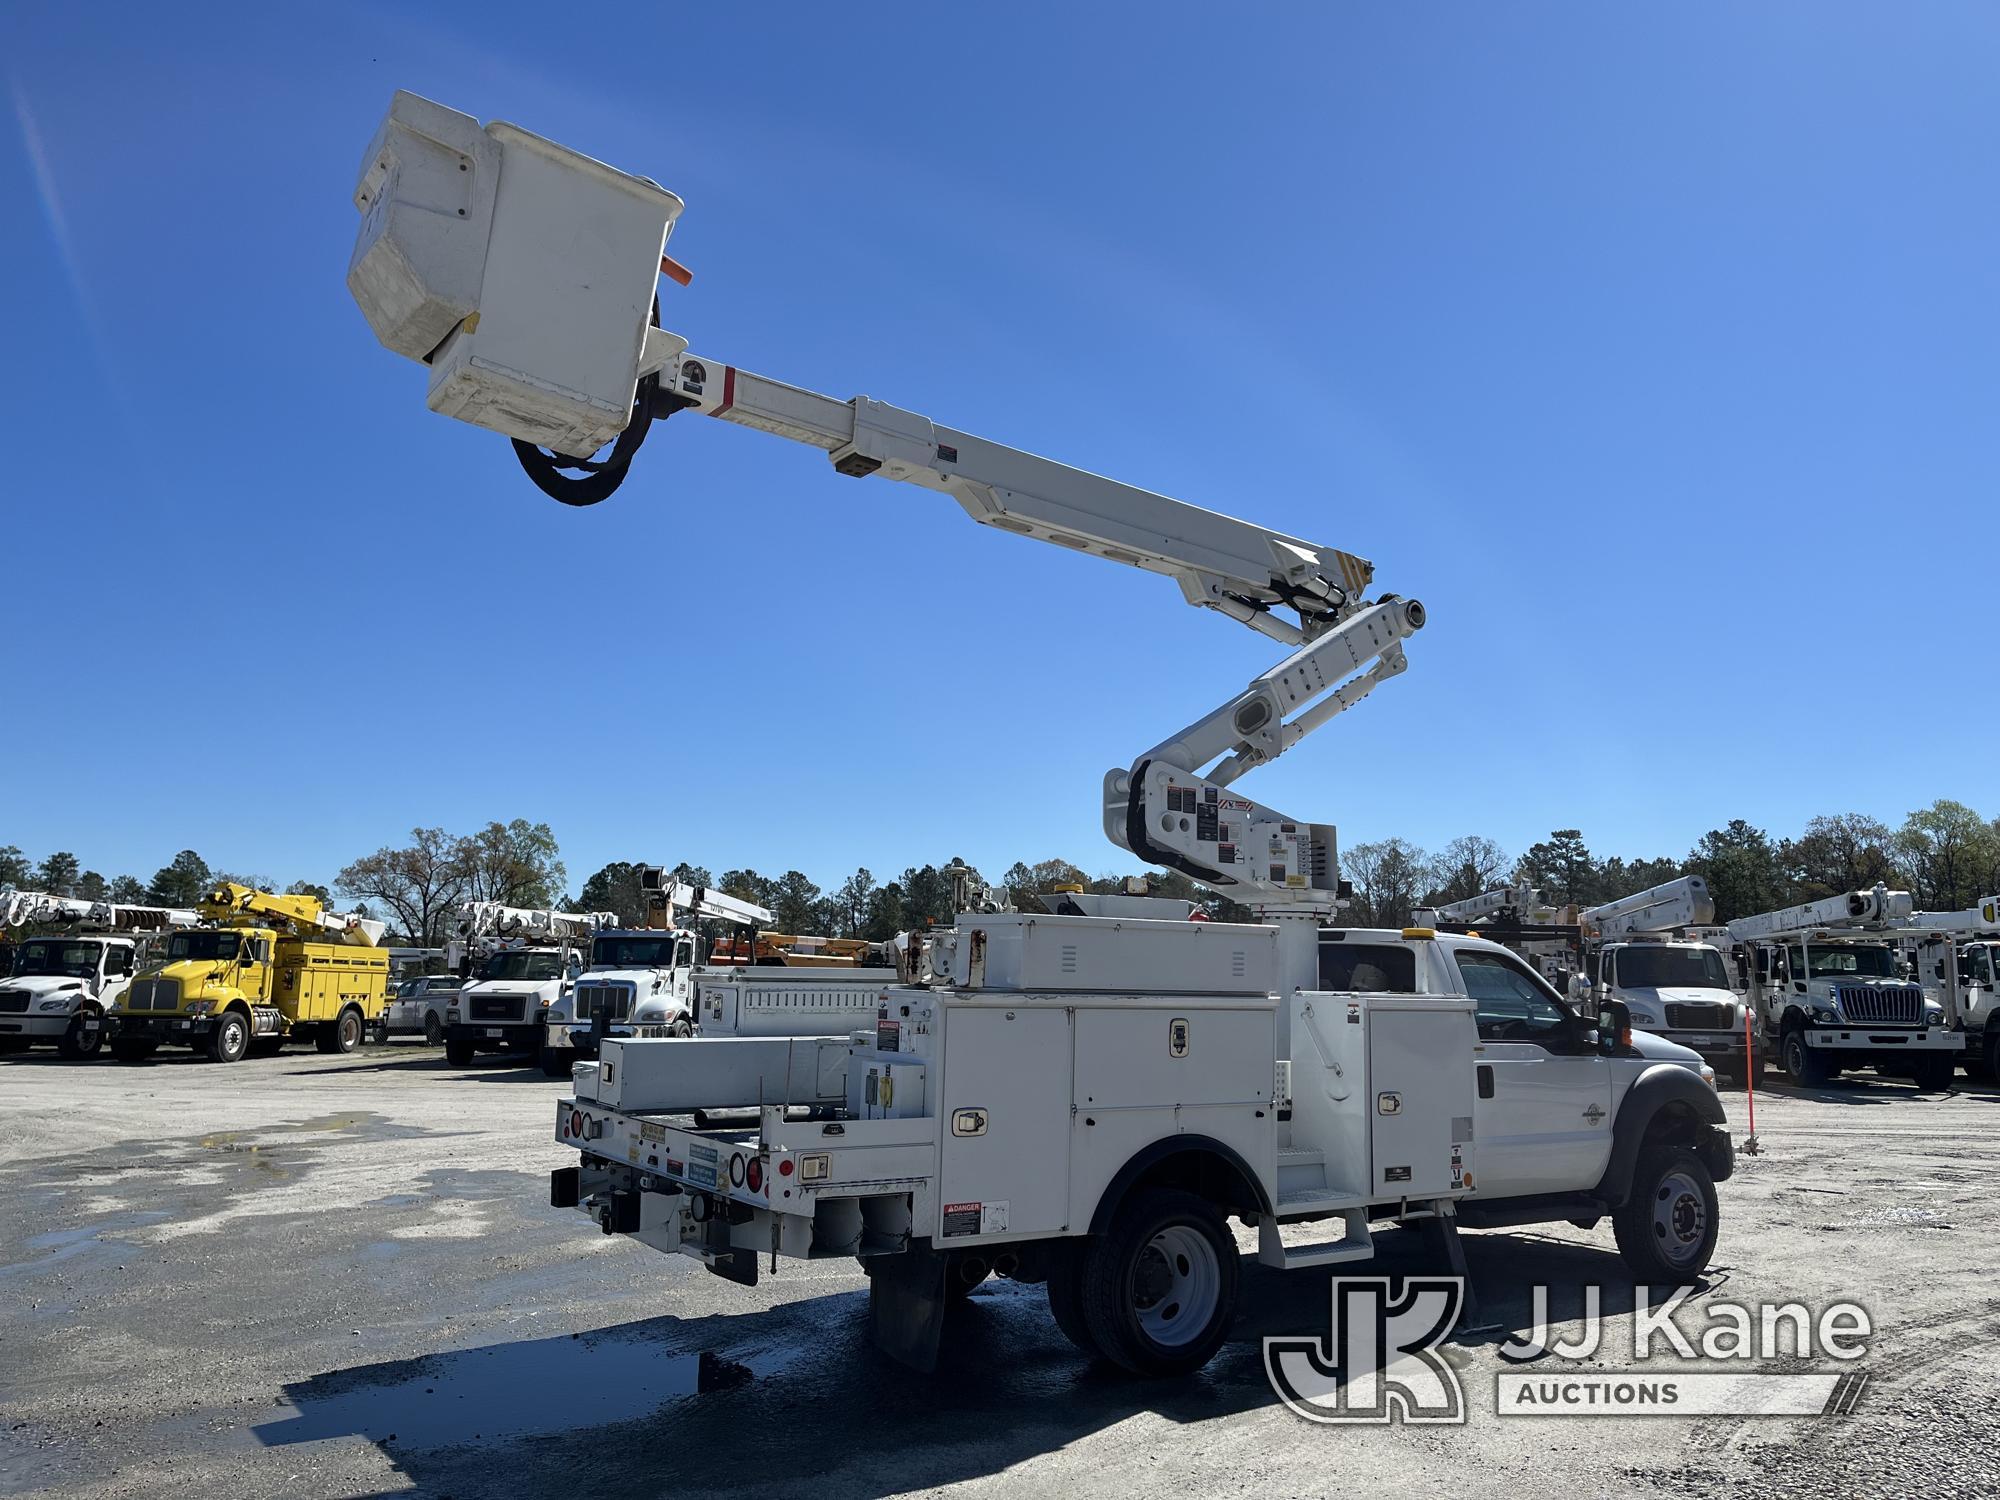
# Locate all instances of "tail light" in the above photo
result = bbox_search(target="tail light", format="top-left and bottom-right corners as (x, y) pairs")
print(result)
(568, 1109), (584, 1138)
(745, 1157), (763, 1194)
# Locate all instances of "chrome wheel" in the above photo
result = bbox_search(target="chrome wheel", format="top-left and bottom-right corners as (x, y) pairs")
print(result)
(1130, 1223), (1221, 1348)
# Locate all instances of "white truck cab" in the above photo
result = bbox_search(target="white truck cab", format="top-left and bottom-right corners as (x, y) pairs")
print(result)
(445, 944), (581, 1067)
(1951, 939), (2000, 1077)
(0, 934), (144, 1059)
(1581, 938), (1750, 1078)
(539, 928), (701, 1075)
(552, 915), (1731, 1378)
(1746, 935), (1951, 1087)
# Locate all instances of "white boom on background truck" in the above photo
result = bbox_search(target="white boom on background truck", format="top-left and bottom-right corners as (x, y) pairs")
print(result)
(348, 92), (1735, 1377)
(0, 892), (199, 1059)
(1728, 885), (1957, 1089)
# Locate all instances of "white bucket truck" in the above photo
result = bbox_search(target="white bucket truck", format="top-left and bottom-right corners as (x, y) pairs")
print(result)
(0, 892), (199, 1060)
(443, 902), (613, 1067)
(346, 92), (1735, 1376)
(1730, 886), (1957, 1088)
(1576, 878), (1754, 1081)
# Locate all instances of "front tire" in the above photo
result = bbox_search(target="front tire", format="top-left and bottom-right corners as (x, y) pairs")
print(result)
(206, 1010), (251, 1064)
(1781, 1026), (1830, 1087)
(57, 1010), (105, 1060)
(1911, 1052), (1955, 1091)
(1079, 1188), (1239, 1377)
(1613, 1146), (1719, 1284)
(445, 1036), (477, 1067)
(539, 1048), (573, 1079)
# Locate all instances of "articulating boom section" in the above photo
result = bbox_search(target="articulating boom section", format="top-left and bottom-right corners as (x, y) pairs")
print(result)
(1580, 876), (1716, 940)
(348, 92), (1428, 911)
(200, 883), (388, 947)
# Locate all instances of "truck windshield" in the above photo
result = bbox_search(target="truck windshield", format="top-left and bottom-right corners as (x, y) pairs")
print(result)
(479, 951), (565, 982)
(167, 932), (241, 963)
(591, 936), (679, 968)
(1798, 944), (1899, 979)
(15, 941), (101, 978)
(1614, 946), (1729, 990)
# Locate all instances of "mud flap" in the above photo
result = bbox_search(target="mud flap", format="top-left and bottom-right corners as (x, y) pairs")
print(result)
(865, 1242), (949, 1373)
(1421, 1209), (1479, 1326)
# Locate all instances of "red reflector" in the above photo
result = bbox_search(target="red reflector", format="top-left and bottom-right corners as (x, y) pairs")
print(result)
(746, 1158), (763, 1193)
(778, 1157), (794, 1177)
(569, 1109), (583, 1138)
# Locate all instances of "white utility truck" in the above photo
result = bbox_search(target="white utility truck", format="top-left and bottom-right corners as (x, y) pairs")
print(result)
(1901, 897), (2000, 1079)
(1575, 878), (1752, 1080)
(347, 92), (1735, 1376)
(0, 892), (199, 1059)
(444, 902), (614, 1067)
(537, 867), (774, 1075)
(1729, 886), (1957, 1088)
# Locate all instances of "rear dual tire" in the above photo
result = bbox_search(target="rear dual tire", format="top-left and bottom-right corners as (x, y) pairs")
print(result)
(1060, 1189), (1239, 1377)
(315, 1009), (363, 1055)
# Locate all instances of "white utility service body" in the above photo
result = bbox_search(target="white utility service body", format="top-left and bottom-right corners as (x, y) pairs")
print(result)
(555, 915), (1731, 1372)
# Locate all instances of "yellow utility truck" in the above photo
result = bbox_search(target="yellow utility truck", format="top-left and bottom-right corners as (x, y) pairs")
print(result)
(106, 883), (391, 1063)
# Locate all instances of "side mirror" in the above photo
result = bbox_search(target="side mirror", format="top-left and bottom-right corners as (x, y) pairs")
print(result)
(1596, 998), (1632, 1054)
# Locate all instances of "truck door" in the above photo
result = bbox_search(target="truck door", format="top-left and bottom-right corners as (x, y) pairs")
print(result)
(1456, 948), (1612, 1197)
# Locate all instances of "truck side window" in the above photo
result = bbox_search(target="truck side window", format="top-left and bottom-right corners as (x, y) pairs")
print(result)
(1457, 951), (1577, 1047)
(1319, 943), (1416, 993)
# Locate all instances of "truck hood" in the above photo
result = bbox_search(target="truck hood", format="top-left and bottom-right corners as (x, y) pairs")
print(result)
(577, 968), (666, 988)
(1619, 987), (1735, 1007)
(459, 981), (560, 999)
(1629, 1028), (1708, 1076)
(0, 975), (93, 1001)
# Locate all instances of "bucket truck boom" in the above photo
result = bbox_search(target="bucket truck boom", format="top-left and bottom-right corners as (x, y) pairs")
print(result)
(347, 92), (1426, 915)
(338, 94), (1737, 1382)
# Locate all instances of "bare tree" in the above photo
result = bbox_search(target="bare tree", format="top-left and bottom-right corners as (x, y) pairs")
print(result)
(335, 828), (469, 945)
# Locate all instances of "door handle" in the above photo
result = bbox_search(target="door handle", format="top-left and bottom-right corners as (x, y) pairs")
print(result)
(1477, 1064), (1494, 1099)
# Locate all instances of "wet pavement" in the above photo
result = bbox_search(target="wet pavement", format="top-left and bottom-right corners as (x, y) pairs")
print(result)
(1, 1043), (1996, 1498)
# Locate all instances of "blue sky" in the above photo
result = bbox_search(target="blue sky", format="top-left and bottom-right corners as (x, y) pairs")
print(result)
(4, 3), (1996, 896)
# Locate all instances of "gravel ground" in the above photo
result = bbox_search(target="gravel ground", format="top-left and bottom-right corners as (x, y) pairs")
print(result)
(1, 1043), (1994, 1499)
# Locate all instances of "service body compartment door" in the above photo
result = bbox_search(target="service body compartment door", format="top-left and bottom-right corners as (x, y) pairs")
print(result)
(939, 1005), (1072, 1243)
(1366, 999), (1477, 1199)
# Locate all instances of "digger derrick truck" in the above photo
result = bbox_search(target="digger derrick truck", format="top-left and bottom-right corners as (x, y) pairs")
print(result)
(1898, 897), (2000, 1080)
(104, 884), (390, 1063)
(1728, 885), (1957, 1089)
(443, 901), (615, 1067)
(0, 891), (199, 1060)
(347, 92), (1734, 1377)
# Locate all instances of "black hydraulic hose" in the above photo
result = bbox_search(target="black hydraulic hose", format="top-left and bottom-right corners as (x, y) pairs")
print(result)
(511, 370), (659, 507)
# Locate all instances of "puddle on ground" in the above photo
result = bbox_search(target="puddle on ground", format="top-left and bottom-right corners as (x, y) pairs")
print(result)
(0, 1213), (171, 1279)
(253, 1332), (759, 1452)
